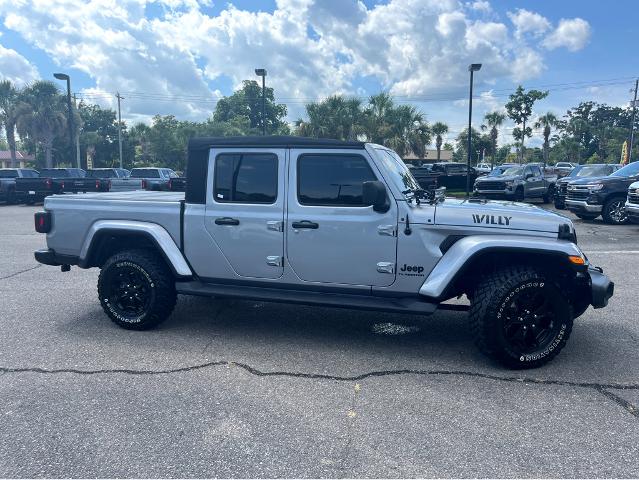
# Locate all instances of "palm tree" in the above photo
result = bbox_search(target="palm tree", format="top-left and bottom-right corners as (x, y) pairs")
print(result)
(362, 92), (395, 145)
(383, 104), (430, 158)
(295, 95), (364, 140)
(534, 112), (558, 167)
(431, 122), (448, 161)
(0, 80), (20, 168)
(16, 81), (67, 168)
(481, 112), (506, 169)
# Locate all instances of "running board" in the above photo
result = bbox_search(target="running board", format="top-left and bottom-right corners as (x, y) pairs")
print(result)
(176, 280), (440, 315)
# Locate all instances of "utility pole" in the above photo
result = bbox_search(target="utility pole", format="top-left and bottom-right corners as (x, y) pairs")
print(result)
(629, 79), (638, 163)
(116, 92), (124, 169)
(466, 63), (482, 198)
(73, 94), (81, 169)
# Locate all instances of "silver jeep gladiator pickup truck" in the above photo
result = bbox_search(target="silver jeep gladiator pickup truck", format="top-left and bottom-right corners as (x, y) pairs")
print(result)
(33, 136), (613, 368)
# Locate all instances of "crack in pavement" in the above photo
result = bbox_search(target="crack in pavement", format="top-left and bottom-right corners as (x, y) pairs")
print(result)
(1, 360), (639, 418)
(0, 264), (41, 280)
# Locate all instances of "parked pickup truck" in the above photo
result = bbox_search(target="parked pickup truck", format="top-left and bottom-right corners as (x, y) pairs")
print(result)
(33, 136), (613, 369)
(130, 167), (179, 191)
(626, 181), (639, 223)
(86, 168), (141, 192)
(167, 176), (186, 192)
(554, 164), (620, 209)
(474, 163), (557, 203)
(0, 168), (39, 204)
(15, 168), (111, 203)
(566, 161), (639, 224)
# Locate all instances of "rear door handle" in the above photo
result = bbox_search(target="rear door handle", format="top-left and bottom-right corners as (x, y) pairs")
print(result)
(292, 220), (319, 229)
(215, 217), (240, 226)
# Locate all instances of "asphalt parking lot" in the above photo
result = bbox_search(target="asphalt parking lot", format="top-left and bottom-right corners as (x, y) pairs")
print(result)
(0, 203), (638, 477)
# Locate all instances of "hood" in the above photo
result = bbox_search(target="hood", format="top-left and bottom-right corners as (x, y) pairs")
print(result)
(413, 198), (572, 234)
(558, 174), (609, 185)
(568, 176), (627, 186)
(475, 175), (519, 182)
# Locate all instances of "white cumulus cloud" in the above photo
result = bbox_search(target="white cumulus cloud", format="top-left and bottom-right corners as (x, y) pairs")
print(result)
(0, 43), (39, 86)
(543, 18), (591, 52)
(507, 8), (551, 38)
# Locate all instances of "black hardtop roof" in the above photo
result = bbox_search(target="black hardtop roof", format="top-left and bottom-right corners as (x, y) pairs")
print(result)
(188, 136), (366, 151)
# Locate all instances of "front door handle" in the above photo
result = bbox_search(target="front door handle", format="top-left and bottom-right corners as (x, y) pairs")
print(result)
(215, 217), (240, 226)
(292, 220), (319, 229)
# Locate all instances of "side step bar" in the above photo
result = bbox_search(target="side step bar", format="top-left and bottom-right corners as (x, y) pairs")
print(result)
(176, 280), (441, 315)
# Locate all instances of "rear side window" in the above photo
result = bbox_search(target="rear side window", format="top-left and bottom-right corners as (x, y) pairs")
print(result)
(297, 154), (376, 206)
(131, 169), (160, 178)
(214, 153), (278, 204)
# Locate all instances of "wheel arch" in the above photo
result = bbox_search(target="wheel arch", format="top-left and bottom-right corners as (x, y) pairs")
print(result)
(80, 220), (192, 278)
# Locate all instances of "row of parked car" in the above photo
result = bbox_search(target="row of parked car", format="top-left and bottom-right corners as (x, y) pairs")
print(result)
(0, 167), (186, 204)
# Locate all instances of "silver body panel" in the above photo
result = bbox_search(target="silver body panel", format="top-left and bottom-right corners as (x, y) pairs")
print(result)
(42, 145), (580, 300)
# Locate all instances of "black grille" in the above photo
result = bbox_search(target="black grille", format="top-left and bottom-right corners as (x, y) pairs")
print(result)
(559, 183), (568, 195)
(476, 181), (505, 190)
(567, 190), (589, 201)
(628, 192), (639, 205)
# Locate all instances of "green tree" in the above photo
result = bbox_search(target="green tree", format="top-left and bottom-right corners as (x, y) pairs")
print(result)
(431, 122), (448, 161)
(16, 81), (69, 168)
(0, 80), (20, 168)
(481, 111), (506, 169)
(505, 85), (549, 163)
(213, 80), (288, 135)
(454, 127), (490, 164)
(295, 95), (363, 140)
(534, 112), (558, 167)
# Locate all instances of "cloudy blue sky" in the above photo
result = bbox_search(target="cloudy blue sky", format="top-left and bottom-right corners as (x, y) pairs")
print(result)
(0, 0), (636, 147)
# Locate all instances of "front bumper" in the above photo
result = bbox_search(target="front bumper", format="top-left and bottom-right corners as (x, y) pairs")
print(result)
(588, 266), (614, 309)
(625, 202), (639, 222)
(565, 200), (603, 213)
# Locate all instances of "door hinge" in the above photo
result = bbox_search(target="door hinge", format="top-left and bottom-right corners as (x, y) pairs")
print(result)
(267, 255), (283, 267)
(267, 220), (284, 232)
(377, 224), (397, 236)
(376, 262), (395, 274)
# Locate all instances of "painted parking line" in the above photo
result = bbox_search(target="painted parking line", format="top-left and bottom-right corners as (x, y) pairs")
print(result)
(586, 250), (639, 254)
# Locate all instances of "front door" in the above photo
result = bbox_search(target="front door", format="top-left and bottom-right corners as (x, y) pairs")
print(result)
(204, 149), (285, 279)
(286, 149), (398, 286)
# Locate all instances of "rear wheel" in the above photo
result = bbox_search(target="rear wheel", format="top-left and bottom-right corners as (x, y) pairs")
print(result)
(602, 197), (629, 225)
(542, 185), (555, 204)
(97, 249), (177, 330)
(469, 266), (573, 369)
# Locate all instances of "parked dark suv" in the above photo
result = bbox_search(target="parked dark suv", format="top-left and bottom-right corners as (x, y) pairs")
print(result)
(554, 164), (620, 209)
(565, 161), (639, 224)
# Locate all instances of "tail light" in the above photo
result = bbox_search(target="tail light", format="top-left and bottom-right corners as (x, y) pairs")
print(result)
(34, 211), (52, 233)
(141, 179), (147, 189)
(96, 179), (101, 189)
(45, 178), (52, 189)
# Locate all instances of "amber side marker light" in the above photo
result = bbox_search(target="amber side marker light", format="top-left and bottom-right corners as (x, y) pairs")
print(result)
(568, 255), (586, 265)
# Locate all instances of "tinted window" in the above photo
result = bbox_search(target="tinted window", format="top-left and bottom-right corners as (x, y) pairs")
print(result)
(298, 154), (376, 206)
(214, 153), (278, 204)
(40, 169), (71, 178)
(611, 162), (639, 177)
(131, 169), (160, 178)
(531, 166), (542, 176)
(21, 170), (39, 178)
(0, 170), (18, 178)
(87, 169), (117, 178)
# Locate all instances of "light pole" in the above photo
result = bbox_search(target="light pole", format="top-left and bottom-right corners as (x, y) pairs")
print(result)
(54, 73), (79, 168)
(255, 68), (267, 135)
(466, 63), (481, 198)
(629, 79), (638, 163)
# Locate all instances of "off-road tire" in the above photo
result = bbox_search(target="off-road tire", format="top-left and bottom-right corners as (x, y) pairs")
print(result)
(98, 249), (177, 330)
(542, 185), (555, 204)
(601, 196), (629, 225)
(469, 266), (573, 369)
(575, 213), (598, 221)
(513, 187), (525, 202)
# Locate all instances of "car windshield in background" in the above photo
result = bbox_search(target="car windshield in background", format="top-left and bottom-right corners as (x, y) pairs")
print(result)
(611, 162), (639, 177)
(487, 168), (505, 176)
(0, 170), (18, 178)
(131, 169), (160, 178)
(87, 170), (117, 178)
(577, 165), (613, 177)
(501, 166), (524, 176)
(375, 148), (421, 193)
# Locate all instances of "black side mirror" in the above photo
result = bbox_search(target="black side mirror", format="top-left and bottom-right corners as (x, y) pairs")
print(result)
(525, 173), (533, 179)
(363, 181), (390, 213)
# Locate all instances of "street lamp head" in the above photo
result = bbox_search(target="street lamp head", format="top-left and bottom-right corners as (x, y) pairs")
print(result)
(53, 73), (69, 81)
(468, 63), (482, 72)
(254, 68), (267, 77)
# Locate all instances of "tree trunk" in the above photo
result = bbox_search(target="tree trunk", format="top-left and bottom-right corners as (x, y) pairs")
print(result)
(520, 119), (526, 164)
(6, 122), (17, 168)
(44, 138), (53, 168)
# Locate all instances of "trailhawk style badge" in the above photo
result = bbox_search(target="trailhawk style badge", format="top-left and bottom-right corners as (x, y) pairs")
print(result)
(472, 214), (513, 226)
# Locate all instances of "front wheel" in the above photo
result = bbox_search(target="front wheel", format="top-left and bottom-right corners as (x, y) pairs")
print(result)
(542, 185), (555, 204)
(601, 197), (629, 225)
(469, 266), (573, 369)
(97, 249), (177, 330)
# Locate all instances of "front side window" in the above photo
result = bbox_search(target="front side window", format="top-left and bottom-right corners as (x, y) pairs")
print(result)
(214, 153), (278, 204)
(298, 154), (376, 206)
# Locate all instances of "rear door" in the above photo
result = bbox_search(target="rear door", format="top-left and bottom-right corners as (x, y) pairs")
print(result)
(286, 149), (398, 286)
(527, 165), (544, 196)
(204, 149), (285, 279)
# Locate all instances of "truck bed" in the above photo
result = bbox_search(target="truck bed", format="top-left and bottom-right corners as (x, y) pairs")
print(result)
(44, 191), (185, 257)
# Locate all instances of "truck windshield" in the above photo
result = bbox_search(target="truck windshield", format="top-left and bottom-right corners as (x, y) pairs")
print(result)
(501, 166), (524, 176)
(610, 162), (639, 178)
(131, 169), (160, 178)
(374, 148), (421, 193)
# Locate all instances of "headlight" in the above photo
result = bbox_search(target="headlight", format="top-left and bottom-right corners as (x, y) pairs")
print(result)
(504, 180), (514, 187)
(584, 183), (604, 191)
